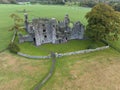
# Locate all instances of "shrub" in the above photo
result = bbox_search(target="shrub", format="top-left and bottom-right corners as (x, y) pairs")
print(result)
(79, 1), (97, 7)
(8, 42), (20, 54)
(114, 3), (120, 12)
(86, 1), (97, 7)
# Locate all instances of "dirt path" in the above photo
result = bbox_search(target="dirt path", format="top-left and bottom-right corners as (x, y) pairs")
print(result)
(34, 52), (56, 90)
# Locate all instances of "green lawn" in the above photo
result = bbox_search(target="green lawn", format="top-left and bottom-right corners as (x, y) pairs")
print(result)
(0, 4), (90, 51)
(17, 39), (104, 56)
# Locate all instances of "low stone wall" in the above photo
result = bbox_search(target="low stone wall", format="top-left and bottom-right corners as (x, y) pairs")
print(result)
(56, 46), (109, 57)
(17, 52), (50, 59)
(17, 46), (109, 59)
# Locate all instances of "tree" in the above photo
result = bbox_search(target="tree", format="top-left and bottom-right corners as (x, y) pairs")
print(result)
(0, 0), (16, 4)
(9, 13), (23, 33)
(8, 42), (20, 54)
(114, 3), (120, 12)
(85, 3), (120, 41)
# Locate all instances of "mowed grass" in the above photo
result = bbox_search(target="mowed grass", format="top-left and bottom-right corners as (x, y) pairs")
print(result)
(17, 39), (104, 56)
(0, 49), (120, 90)
(0, 4), (90, 51)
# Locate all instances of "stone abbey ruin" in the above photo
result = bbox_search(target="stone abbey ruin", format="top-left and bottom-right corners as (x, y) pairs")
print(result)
(18, 13), (84, 46)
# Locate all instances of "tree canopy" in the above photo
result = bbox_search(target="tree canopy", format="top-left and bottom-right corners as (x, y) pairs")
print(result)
(85, 3), (120, 41)
(9, 13), (23, 32)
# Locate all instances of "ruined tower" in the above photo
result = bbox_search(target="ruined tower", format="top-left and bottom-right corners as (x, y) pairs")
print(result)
(24, 12), (28, 32)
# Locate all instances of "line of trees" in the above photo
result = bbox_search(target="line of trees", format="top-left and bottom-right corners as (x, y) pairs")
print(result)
(30, 0), (65, 4)
(0, 0), (120, 12)
(0, 0), (16, 4)
(65, 0), (120, 12)
(109, 1), (120, 11)
(0, 0), (119, 4)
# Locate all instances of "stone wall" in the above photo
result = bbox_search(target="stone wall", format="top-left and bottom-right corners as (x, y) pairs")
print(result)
(17, 52), (50, 59)
(57, 46), (109, 57)
(17, 46), (109, 59)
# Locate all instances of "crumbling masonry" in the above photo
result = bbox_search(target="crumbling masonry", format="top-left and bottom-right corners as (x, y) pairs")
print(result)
(18, 14), (84, 46)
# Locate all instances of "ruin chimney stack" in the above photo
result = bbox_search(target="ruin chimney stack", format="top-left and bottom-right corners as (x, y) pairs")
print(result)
(24, 13), (28, 32)
(24, 13), (28, 21)
(64, 14), (70, 26)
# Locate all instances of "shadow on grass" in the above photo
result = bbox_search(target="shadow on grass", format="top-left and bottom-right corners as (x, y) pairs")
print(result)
(101, 39), (120, 53)
(0, 48), (8, 53)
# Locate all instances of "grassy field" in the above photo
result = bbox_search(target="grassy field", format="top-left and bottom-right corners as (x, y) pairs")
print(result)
(0, 4), (90, 51)
(42, 48), (120, 90)
(110, 39), (120, 49)
(17, 39), (104, 55)
(0, 4), (119, 53)
(0, 51), (51, 90)
(0, 49), (120, 90)
(0, 4), (120, 90)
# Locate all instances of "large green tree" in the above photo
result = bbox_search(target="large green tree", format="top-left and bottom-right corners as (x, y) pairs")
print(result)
(85, 3), (120, 41)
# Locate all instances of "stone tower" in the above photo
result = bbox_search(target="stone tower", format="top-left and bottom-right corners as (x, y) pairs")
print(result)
(51, 18), (57, 44)
(64, 14), (70, 27)
(24, 13), (28, 32)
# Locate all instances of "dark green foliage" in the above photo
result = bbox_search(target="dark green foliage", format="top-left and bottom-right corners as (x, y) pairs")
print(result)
(109, 1), (120, 12)
(114, 3), (120, 11)
(0, 0), (16, 4)
(8, 42), (20, 54)
(10, 0), (16, 4)
(85, 1), (97, 7)
(30, 0), (65, 5)
(85, 3), (120, 41)
(79, 1), (97, 7)
(9, 14), (23, 32)
(0, 0), (120, 5)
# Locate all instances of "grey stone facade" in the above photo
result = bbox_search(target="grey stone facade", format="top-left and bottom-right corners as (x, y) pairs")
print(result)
(18, 14), (84, 46)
